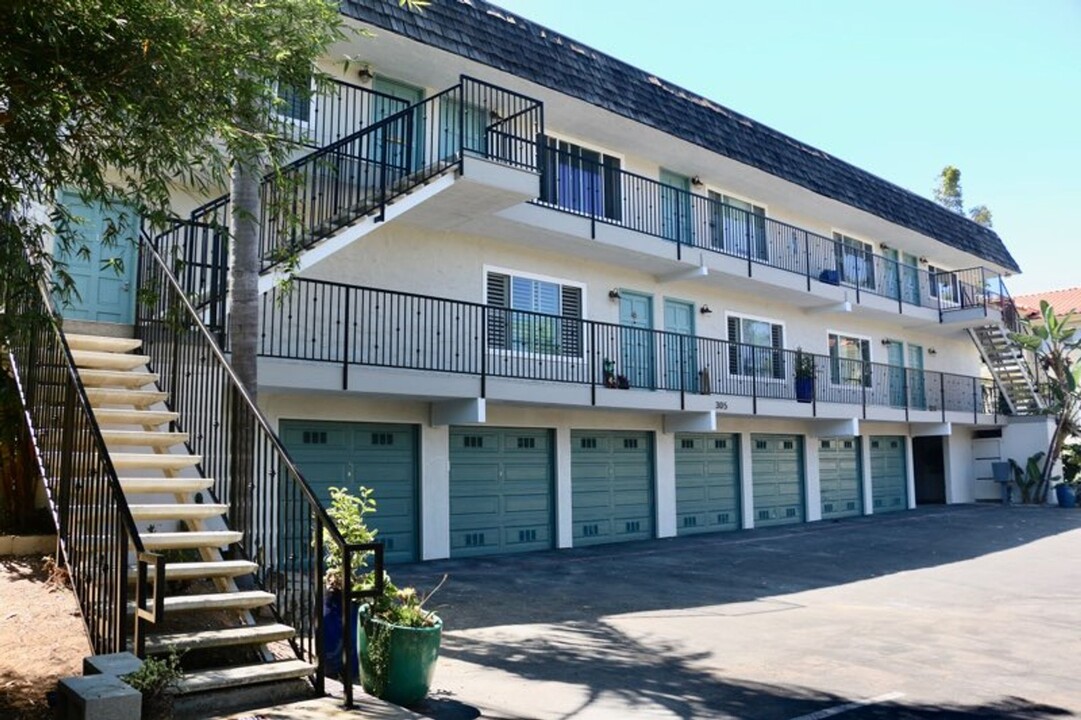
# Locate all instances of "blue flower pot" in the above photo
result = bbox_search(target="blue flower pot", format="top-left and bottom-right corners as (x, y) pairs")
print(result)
(1055, 484), (1077, 508)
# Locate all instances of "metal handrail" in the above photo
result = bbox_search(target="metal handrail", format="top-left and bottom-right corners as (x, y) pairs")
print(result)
(4, 252), (164, 656)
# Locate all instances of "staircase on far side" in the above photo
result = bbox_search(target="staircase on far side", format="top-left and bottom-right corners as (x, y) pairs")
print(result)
(969, 323), (1043, 415)
(65, 331), (316, 707)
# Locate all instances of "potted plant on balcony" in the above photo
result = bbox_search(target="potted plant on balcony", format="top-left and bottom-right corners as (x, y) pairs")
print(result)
(794, 348), (816, 403)
(323, 486), (444, 707)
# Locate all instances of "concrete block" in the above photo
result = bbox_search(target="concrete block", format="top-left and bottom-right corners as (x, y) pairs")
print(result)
(58, 674), (141, 720)
(83, 651), (143, 677)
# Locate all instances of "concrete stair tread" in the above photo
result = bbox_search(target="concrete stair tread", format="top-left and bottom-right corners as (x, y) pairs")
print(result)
(86, 388), (168, 408)
(71, 349), (150, 370)
(146, 623), (295, 654)
(93, 408), (179, 426)
(119, 477), (214, 494)
(101, 430), (189, 447)
(78, 369), (159, 388)
(65, 334), (142, 353)
(128, 560), (258, 581)
(129, 503), (228, 520)
(138, 530), (242, 550)
(175, 660), (315, 695)
(128, 590), (274, 614)
(110, 452), (201, 470)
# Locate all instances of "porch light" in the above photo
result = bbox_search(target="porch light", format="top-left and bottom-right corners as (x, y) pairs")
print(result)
(700, 305), (713, 315)
(918, 257), (929, 264)
(490, 109), (504, 122)
(881, 338), (893, 345)
(357, 65), (374, 82)
(608, 289), (622, 300)
(691, 176), (704, 187)
(879, 243), (889, 250)
(928, 347), (938, 356)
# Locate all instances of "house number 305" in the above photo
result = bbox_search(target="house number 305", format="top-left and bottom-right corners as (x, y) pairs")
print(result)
(715, 401), (729, 411)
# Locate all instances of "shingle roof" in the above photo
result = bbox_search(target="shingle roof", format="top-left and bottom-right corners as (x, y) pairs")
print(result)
(1013, 287), (1081, 318)
(341, 0), (1021, 273)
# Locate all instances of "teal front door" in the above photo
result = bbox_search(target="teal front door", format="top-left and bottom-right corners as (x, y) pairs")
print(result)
(448, 427), (554, 558)
(675, 434), (740, 534)
(571, 430), (654, 546)
(659, 169), (692, 244)
(440, 98), (488, 162)
(663, 299), (697, 390)
(281, 420), (419, 563)
(619, 292), (654, 389)
(371, 78), (425, 172)
(886, 340), (906, 407)
(870, 436), (908, 512)
(908, 344), (926, 409)
(901, 253), (921, 305)
(751, 434), (804, 527)
(53, 192), (137, 324)
(882, 248), (901, 300)
(819, 438), (862, 519)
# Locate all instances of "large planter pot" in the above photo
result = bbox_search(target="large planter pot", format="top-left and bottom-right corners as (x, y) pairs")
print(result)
(357, 604), (442, 706)
(1055, 484), (1077, 508)
(795, 377), (814, 404)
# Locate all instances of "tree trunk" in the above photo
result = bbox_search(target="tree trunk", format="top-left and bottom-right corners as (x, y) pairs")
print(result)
(229, 155), (262, 402)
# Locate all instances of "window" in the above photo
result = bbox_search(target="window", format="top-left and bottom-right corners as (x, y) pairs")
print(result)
(541, 138), (622, 221)
(275, 78), (312, 123)
(711, 193), (767, 260)
(834, 233), (876, 291)
(828, 333), (871, 387)
(727, 315), (784, 379)
(927, 264), (960, 304)
(487, 271), (583, 356)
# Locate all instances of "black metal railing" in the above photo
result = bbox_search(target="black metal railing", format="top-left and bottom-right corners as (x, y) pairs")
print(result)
(273, 78), (410, 151)
(534, 143), (1010, 320)
(4, 254), (164, 657)
(256, 277), (1001, 422)
(136, 234), (383, 705)
(166, 76), (544, 336)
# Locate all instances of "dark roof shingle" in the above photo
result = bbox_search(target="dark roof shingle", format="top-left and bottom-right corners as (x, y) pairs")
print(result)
(342, 0), (1020, 273)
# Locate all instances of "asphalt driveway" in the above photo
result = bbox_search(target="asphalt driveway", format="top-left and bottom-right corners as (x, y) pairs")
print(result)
(389, 505), (1081, 720)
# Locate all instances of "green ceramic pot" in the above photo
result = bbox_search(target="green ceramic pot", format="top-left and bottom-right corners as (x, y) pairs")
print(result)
(356, 604), (443, 706)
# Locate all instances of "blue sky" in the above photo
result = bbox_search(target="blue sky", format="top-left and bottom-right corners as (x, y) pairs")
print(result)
(492, 0), (1081, 296)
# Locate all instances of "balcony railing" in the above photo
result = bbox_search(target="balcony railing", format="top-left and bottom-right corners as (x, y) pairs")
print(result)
(534, 143), (1010, 321)
(254, 278), (1000, 422)
(273, 77), (410, 151)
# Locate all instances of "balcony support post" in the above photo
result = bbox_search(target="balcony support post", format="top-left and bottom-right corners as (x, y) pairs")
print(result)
(804, 233), (811, 292)
(940, 374), (946, 423)
(342, 289), (351, 391)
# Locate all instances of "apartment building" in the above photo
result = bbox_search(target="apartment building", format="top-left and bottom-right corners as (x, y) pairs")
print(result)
(55, 0), (1048, 566)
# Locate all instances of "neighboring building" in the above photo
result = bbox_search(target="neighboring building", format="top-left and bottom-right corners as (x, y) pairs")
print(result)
(55, 0), (1046, 564)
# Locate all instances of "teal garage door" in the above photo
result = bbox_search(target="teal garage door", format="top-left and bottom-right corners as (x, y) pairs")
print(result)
(449, 427), (554, 557)
(751, 434), (804, 527)
(819, 438), (863, 519)
(675, 433), (740, 535)
(571, 430), (654, 546)
(870, 436), (908, 513)
(281, 421), (418, 563)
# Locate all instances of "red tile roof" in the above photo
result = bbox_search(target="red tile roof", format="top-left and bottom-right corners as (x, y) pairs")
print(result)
(1013, 287), (1081, 318)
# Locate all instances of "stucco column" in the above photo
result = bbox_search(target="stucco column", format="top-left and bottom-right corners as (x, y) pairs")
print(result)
(739, 433), (755, 529)
(655, 432), (676, 538)
(860, 435), (874, 515)
(420, 424), (450, 560)
(804, 435), (822, 522)
(555, 426), (574, 548)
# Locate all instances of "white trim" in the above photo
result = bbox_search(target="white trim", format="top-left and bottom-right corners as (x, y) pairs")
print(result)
(543, 130), (626, 166)
(706, 185), (768, 215)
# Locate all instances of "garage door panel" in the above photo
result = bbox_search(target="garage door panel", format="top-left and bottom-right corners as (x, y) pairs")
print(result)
(572, 430), (654, 546)
(675, 433), (740, 536)
(282, 420), (418, 564)
(819, 438), (862, 520)
(871, 436), (907, 513)
(503, 492), (550, 514)
(751, 434), (804, 527)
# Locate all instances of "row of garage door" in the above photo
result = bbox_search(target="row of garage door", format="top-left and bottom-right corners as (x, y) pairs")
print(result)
(281, 421), (909, 562)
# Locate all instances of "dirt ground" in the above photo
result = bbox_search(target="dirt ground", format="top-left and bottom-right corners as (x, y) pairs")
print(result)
(0, 555), (89, 720)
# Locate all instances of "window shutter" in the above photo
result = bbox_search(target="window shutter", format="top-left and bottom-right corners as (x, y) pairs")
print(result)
(540, 136), (559, 204)
(603, 155), (623, 222)
(486, 272), (510, 350)
(727, 317), (740, 374)
(860, 338), (872, 388)
(771, 323), (784, 379)
(560, 285), (582, 356)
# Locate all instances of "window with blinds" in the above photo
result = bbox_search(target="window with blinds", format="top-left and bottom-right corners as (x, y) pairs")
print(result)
(487, 271), (582, 356)
(834, 233), (876, 291)
(828, 333), (872, 387)
(727, 315), (784, 379)
(540, 138), (622, 221)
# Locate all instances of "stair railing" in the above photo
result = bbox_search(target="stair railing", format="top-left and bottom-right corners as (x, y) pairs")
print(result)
(135, 232), (382, 705)
(4, 252), (164, 657)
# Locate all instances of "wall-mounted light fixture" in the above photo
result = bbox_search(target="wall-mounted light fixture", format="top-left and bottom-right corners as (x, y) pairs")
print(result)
(691, 176), (704, 187)
(918, 257), (929, 265)
(879, 243), (890, 251)
(357, 65), (374, 82)
(881, 338), (893, 346)
(700, 305), (713, 315)
(608, 289), (622, 300)
(490, 109), (504, 122)
(927, 347), (938, 356)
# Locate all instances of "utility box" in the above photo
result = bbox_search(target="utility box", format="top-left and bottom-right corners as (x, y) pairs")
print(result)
(992, 461), (1013, 505)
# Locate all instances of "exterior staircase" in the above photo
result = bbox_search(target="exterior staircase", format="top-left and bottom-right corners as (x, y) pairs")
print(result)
(969, 322), (1043, 415)
(65, 331), (316, 705)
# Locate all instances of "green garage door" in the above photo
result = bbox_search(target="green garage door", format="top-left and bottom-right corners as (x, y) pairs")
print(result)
(571, 430), (654, 546)
(870, 436), (908, 513)
(675, 433), (740, 535)
(751, 434), (804, 527)
(449, 427), (554, 557)
(281, 421), (418, 564)
(819, 438), (863, 519)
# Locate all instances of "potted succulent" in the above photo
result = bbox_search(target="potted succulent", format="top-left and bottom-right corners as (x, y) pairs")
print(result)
(794, 348), (816, 403)
(322, 486), (444, 706)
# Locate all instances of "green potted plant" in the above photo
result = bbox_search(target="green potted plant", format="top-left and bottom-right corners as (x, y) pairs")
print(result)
(323, 486), (444, 706)
(1054, 443), (1079, 508)
(794, 348), (816, 403)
